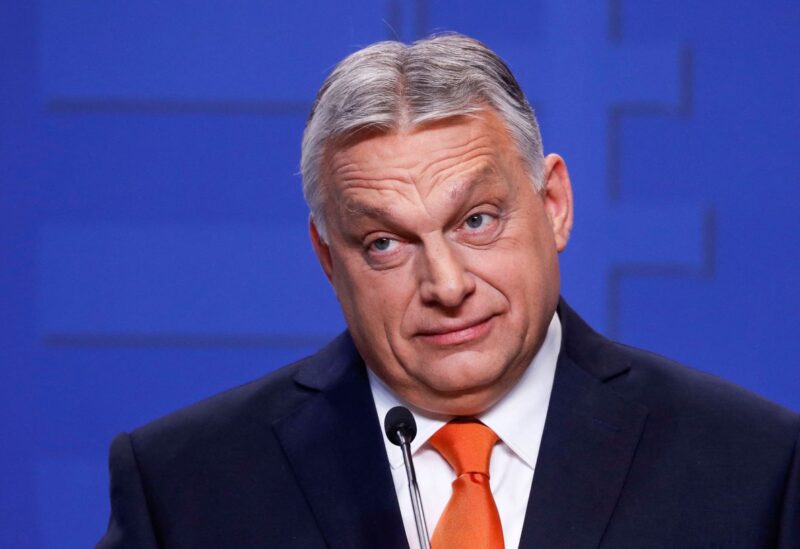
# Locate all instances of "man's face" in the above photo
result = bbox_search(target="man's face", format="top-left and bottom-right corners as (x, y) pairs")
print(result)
(311, 110), (573, 415)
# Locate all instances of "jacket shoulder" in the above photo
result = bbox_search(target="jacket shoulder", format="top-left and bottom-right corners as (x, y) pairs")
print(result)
(559, 300), (800, 441)
(127, 355), (309, 460)
(614, 341), (797, 434)
(129, 331), (359, 449)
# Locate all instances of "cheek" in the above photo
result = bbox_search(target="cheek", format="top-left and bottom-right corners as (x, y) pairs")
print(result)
(333, 258), (414, 327)
(468, 241), (551, 293)
(465, 244), (560, 328)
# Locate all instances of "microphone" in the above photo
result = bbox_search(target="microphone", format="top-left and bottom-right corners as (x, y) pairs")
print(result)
(384, 406), (431, 549)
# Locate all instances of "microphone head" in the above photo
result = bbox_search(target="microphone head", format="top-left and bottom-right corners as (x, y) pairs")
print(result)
(384, 406), (417, 446)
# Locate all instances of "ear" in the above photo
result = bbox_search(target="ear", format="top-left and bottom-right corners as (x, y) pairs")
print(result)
(309, 216), (334, 282)
(542, 153), (574, 252)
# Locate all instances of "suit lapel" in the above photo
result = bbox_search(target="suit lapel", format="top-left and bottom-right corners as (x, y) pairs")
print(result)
(518, 303), (649, 548)
(273, 334), (409, 549)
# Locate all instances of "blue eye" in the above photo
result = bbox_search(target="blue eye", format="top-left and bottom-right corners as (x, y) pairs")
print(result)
(465, 213), (489, 229)
(369, 237), (398, 253)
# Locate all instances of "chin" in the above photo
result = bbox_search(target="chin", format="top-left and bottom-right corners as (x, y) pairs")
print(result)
(424, 352), (515, 389)
(414, 388), (504, 417)
(409, 371), (511, 416)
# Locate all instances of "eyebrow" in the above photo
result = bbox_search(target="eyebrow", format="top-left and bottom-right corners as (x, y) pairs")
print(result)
(446, 165), (498, 202)
(342, 200), (391, 219)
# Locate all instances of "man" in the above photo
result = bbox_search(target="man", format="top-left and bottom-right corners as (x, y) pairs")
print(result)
(98, 33), (799, 548)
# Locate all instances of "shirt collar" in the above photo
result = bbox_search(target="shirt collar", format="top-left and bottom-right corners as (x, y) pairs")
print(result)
(369, 312), (562, 470)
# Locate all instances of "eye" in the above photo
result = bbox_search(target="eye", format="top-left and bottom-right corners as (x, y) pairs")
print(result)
(368, 236), (398, 253)
(464, 213), (494, 230)
(456, 211), (502, 245)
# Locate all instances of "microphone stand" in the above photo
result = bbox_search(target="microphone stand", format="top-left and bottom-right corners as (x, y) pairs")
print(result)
(397, 430), (431, 549)
(385, 406), (431, 549)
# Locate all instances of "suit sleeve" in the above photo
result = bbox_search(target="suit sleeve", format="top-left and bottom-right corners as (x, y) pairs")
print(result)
(778, 427), (800, 548)
(96, 432), (159, 549)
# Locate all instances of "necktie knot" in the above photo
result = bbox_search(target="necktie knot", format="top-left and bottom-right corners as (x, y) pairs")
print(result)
(429, 419), (498, 477)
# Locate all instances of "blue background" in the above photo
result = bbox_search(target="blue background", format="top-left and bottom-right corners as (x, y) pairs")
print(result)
(1, 1), (798, 546)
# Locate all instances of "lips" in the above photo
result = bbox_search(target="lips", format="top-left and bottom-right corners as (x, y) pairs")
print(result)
(415, 315), (496, 346)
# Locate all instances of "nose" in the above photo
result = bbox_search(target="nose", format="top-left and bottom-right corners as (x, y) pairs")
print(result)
(417, 236), (476, 308)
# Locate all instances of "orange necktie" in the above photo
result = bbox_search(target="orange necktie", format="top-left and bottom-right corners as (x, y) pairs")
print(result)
(429, 419), (504, 549)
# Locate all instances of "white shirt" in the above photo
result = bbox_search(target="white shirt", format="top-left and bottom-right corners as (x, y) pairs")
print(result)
(369, 312), (561, 549)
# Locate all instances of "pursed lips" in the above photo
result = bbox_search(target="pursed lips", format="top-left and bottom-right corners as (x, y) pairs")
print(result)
(415, 315), (496, 346)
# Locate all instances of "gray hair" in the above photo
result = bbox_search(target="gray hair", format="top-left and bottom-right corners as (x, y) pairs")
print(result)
(301, 33), (544, 239)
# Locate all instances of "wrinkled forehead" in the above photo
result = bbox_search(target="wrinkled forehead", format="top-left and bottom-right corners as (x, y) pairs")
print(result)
(320, 111), (526, 192)
(335, 162), (504, 214)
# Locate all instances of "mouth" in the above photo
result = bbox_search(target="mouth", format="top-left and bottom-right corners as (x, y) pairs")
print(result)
(416, 315), (496, 346)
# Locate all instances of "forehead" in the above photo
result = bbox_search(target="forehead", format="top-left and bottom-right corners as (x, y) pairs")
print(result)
(323, 111), (524, 201)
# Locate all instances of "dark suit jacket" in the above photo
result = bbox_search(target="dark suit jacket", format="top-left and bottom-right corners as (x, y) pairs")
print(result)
(97, 301), (800, 548)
